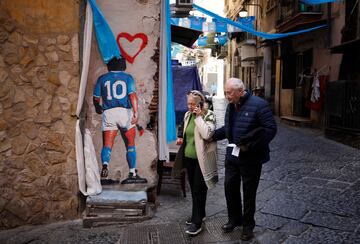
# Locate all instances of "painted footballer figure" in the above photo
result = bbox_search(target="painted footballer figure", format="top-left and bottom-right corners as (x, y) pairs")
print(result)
(93, 57), (147, 184)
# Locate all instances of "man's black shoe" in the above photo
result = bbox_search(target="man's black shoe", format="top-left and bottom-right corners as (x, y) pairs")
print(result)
(185, 223), (202, 236)
(121, 172), (148, 184)
(185, 217), (206, 226)
(221, 222), (242, 233)
(240, 227), (254, 241)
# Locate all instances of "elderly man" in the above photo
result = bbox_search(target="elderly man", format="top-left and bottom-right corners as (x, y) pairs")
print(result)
(212, 78), (277, 240)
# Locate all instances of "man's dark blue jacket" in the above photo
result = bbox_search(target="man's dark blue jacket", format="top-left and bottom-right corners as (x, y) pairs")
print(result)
(213, 92), (277, 164)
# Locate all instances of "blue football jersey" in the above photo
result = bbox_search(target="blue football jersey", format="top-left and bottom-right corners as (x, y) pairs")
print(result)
(93, 71), (135, 110)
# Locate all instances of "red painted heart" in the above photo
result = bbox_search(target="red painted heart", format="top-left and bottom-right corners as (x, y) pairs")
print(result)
(117, 32), (148, 64)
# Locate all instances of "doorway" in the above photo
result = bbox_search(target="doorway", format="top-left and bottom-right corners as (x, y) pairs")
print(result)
(293, 48), (312, 117)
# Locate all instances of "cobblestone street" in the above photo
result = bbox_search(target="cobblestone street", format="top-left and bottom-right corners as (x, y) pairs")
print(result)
(1, 97), (359, 243)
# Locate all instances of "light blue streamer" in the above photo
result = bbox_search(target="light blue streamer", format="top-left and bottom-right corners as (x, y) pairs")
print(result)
(301, 0), (340, 4)
(165, 0), (177, 143)
(88, 0), (122, 64)
(193, 4), (327, 40)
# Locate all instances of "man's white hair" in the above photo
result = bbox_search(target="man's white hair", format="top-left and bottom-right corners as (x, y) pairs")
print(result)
(227, 78), (245, 90)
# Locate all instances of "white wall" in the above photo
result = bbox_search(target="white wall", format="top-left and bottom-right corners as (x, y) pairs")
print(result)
(85, 0), (160, 185)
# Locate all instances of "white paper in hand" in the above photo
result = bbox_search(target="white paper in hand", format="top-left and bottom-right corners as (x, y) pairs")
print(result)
(232, 146), (240, 157)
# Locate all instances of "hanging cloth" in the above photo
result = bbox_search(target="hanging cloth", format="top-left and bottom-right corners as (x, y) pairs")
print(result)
(311, 74), (321, 103)
(308, 75), (329, 111)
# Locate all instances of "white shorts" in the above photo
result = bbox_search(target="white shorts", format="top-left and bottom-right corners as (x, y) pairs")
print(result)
(102, 107), (135, 131)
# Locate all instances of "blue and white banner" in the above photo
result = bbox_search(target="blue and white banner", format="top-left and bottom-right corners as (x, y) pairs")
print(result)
(171, 16), (255, 33)
(215, 34), (227, 46)
(197, 36), (208, 46)
(238, 16), (255, 30)
(301, 0), (341, 4)
(189, 16), (206, 31)
(202, 21), (216, 32)
(213, 18), (227, 33)
(193, 4), (327, 40)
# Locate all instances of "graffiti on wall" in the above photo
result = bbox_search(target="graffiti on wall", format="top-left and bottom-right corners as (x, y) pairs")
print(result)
(117, 32), (148, 64)
(93, 58), (147, 184)
(89, 0), (154, 186)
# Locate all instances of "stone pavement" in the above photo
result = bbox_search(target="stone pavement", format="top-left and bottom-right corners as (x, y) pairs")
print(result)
(1, 97), (360, 243)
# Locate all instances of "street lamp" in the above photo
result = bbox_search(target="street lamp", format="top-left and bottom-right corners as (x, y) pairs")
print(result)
(239, 6), (248, 18)
(238, 3), (263, 18)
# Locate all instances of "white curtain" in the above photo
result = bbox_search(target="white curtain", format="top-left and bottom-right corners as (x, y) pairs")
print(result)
(75, 2), (102, 196)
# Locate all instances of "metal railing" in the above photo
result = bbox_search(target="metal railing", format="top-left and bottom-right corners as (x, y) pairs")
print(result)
(325, 80), (360, 131)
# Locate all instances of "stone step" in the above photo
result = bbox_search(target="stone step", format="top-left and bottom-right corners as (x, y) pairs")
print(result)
(83, 190), (154, 228)
(281, 116), (313, 128)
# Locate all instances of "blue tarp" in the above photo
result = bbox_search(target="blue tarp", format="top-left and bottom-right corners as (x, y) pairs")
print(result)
(172, 65), (202, 124)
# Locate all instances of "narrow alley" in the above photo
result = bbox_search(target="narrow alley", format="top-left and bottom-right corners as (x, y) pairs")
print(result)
(1, 97), (359, 243)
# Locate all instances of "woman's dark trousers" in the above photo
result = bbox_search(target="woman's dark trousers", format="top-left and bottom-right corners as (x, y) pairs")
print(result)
(185, 156), (207, 226)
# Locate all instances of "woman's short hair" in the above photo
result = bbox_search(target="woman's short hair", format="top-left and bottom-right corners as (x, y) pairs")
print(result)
(187, 90), (205, 102)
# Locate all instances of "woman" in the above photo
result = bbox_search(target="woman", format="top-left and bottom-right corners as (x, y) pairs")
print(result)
(173, 90), (218, 236)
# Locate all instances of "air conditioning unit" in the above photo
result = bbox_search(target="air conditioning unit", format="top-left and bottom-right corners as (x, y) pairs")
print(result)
(171, 0), (193, 18)
(176, 0), (193, 7)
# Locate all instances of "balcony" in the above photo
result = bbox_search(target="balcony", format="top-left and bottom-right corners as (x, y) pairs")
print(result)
(276, 0), (324, 33)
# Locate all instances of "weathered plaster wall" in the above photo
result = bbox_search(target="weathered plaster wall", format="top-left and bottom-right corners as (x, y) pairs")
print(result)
(84, 0), (160, 189)
(0, 0), (80, 229)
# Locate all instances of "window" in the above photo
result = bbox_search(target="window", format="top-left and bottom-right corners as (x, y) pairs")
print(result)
(177, 0), (192, 6)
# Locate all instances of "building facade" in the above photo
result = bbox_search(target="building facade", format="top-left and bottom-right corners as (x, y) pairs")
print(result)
(0, 0), (81, 229)
(224, 0), (360, 148)
(0, 0), (162, 229)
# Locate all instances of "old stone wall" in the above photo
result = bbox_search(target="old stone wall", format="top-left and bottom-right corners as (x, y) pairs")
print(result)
(0, 0), (80, 229)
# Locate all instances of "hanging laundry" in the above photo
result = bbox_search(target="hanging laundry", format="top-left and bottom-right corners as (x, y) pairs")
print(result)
(308, 75), (329, 111)
(311, 74), (321, 103)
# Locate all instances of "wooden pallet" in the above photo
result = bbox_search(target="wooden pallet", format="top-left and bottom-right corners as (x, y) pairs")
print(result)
(83, 190), (153, 228)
